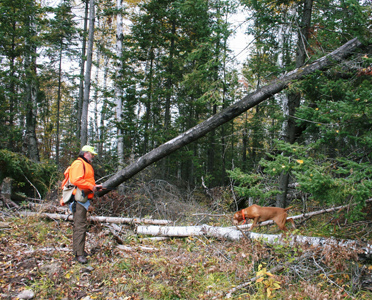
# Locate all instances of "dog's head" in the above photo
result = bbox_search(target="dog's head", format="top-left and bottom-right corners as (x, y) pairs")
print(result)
(232, 210), (243, 225)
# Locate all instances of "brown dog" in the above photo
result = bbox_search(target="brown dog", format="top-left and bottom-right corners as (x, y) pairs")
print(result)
(233, 204), (296, 231)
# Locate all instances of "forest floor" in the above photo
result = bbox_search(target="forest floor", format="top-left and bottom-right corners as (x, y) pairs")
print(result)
(2, 190), (372, 299)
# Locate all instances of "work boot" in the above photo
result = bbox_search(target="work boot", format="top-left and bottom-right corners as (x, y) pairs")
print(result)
(75, 255), (88, 264)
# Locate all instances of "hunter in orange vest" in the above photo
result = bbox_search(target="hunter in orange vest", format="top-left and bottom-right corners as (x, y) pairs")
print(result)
(70, 145), (102, 264)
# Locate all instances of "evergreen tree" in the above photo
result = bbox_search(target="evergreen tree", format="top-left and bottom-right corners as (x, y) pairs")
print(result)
(231, 0), (371, 215)
(43, 0), (78, 165)
(0, 0), (27, 151)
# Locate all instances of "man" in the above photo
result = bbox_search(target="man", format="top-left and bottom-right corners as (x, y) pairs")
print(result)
(69, 145), (102, 264)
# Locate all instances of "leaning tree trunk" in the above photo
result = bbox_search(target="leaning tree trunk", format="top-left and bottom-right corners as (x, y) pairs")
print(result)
(276, 0), (313, 208)
(99, 38), (363, 193)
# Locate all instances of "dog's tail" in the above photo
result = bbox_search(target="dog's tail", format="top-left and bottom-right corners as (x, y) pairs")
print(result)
(284, 206), (294, 211)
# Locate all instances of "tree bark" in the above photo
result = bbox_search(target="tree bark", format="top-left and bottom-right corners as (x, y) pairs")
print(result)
(77, 0), (89, 141)
(99, 38), (363, 193)
(23, 0), (40, 162)
(115, 0), (124, 169)
(56, 44), (63, 166)
(80, 0), (95, 146)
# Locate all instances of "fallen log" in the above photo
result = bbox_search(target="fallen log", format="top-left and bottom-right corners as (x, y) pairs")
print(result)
(19, 211), (172, 225)
(116, 245), (159, 253)
(24, 247), (71, 254)
(136, 224), (243, 240)
(136, 224), (372, 254)
(0, 221), (11, 228)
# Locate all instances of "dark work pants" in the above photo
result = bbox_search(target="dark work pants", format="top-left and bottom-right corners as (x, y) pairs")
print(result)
(73, 202), (87, 256)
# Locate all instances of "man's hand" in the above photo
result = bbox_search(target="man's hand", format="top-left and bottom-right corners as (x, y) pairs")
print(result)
(93, 185), (103, 192)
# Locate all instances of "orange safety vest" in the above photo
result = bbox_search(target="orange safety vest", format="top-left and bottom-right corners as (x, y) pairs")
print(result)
(69, 157), (96, 200)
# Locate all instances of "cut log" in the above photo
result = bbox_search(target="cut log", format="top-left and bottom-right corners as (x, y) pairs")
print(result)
(19, 211), (172, 225)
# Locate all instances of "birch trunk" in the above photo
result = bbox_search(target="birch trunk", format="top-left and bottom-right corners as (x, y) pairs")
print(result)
(136, 224), (372, 254)
(136, 224), (243, 241)
(19, 211), (172, 225)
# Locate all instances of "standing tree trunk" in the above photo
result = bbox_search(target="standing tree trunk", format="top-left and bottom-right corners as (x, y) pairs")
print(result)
(207, 15), (221, 186)
(161, 20), (176, 177)
(81, 0), (95, 147)
(23, 3), (39, 161)
(77, 0), (89, 141)
(115, 0), (124, 169)
(164, 22), (175, 134)
(93, 20), (100, 145)
(56, 44), (63, 166)
(99, 54), (110, 155)
(143, 47), (154, 155)
(8, 7), (17, 151)
(276, 0), (313, 208)
(242, 113), (248, 171)
(221, 30), (229, 185)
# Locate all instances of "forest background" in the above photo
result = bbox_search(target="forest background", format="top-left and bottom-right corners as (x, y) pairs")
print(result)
(0, 0), (372, 221)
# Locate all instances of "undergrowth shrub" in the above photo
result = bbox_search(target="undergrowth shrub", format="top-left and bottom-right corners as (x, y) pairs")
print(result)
(228, 140), (372, 222)
(0, 149), (58, 198)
